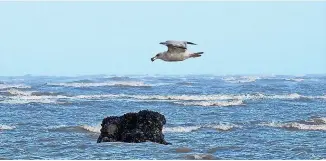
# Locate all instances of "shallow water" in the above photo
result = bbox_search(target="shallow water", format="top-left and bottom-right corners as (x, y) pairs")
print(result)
(0, 75), (326, 159)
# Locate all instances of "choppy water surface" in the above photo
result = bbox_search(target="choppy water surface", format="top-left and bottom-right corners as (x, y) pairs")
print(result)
(0, 75), (325, 159)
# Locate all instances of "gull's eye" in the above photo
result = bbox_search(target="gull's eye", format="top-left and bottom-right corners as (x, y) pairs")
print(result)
(156, 54), (160, 57)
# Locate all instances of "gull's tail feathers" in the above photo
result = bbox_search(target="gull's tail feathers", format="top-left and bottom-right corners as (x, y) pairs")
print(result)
(190, 52), (204, 58)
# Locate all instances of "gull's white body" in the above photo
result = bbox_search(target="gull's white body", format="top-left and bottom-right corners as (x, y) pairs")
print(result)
(151, 40), (203, 62)
(158, 50), (192, 62)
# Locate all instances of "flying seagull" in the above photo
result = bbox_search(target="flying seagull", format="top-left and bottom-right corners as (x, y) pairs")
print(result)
(151, 40), (204, 62)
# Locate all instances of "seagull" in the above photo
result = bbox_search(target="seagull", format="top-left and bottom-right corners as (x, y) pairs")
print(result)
(151, 40), (204, 62)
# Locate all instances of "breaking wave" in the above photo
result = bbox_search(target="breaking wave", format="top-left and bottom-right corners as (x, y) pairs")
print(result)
(163, 124), (239, 133)
(0, 124), (16, 130)
(48, 124), (101, 133)
(174, 100), (245, 107)
(222, 76), (261, 83)
(261, 117), (326, 131)
(1, 95), (69, 104)
(222, 76), (307, 83)
(284, 78), (305, 82)
(107, 93), (326, 101)
(0, 84), (31, 90)
(0, 88), (35, 96)
(47, 81), (150, 87)
(1, 92), (325, 104)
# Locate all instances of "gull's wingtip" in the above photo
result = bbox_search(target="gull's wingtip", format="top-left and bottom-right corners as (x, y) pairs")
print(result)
(187, 41), (197, 45)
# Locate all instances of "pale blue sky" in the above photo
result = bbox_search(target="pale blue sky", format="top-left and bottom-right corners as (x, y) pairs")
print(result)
(0, 2), (325, 76)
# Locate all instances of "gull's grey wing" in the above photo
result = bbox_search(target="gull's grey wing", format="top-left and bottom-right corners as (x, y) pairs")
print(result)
(167, 44), (186, 53)
(160, 40), (197, 49)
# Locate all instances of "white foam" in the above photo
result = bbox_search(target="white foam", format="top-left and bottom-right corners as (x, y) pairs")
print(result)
(205, 124), (239, 131)
(74, 94), (120, 99)
(5, 89), (34, 96)
(2, 93), (325, 104)
(0, 84), (31, 90)
(1, 95), (68, 104)
(275, 122), (326, 131)
(222, 76), (261, 83)
(163, 126), (201, 133)
(80, 124), (101, 133)
(285, 78), (305, 82)
(163, 124), (237, 133)
(119, 93), (326, 101)
(47, 81), (150, 87)
(0, 124), (16, 130)
(261, 117), (326, 131)
(174, 100), (244, 107)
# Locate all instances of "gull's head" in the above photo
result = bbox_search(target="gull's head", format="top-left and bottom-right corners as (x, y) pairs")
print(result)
(151, 53), (162, 62)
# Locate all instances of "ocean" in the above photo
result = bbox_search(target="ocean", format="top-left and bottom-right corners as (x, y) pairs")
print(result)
(0, 74), (325, 159)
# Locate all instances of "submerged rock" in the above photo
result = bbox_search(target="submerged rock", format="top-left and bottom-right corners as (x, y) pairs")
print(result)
(175, 147), (192, 153)
(97, 110), (170, 145)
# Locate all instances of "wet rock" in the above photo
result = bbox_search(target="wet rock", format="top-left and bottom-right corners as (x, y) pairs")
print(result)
(97, 110), (170, 145)
(175, 147), (192, 153)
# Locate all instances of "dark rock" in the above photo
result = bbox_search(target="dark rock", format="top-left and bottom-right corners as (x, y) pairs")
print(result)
(97, 110), (170, 145)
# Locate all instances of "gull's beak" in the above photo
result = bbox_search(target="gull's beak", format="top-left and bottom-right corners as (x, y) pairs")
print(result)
(159, 42), (166, 45)
(151, 56), (157, 62)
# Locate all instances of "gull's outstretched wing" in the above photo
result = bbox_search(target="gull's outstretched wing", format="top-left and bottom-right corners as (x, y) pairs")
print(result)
(160, 40), (197, 49)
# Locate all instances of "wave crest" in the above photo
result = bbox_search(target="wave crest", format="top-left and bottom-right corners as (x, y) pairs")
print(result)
(2, 93), (325, 104)
(222, 76), (261, 83)
(48, 124), (101, 133)
(47, 81), (150, 87)
(261, 117), (326, 131)
(0, 84), (30, 90)
(163, 124), (238, 133)
(0, 124), (16, 130)
(1, 95), (68, 104)
(174, 100), (245, 107)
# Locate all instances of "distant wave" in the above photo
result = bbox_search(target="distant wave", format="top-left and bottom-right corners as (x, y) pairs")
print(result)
(0, 88), (35, 96)
(105, 76), (131, 81)
(163, 124), (239, 133)
(261, 117), (326, 131)
(110, 93), (326, 101)
(1, 88), (62, 97)
(1, 93), (325, 104)
(222, 76), (307, 83)
(222, 76), (261, 83)
(0, 124), (16, 130)
(47, 81), (150, 87)
(284, 78), (305, 82)
(174, 100), (245, 107)
(48, 124), (101, 133)
(69, 79), (94, 83)
(0, 84), (31, 90)
(1, 95), (68, 104)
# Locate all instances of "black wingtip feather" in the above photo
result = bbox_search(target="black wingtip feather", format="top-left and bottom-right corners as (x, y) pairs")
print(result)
(187, 42), (197, 45)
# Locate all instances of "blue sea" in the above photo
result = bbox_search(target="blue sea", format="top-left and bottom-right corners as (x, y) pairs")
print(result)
(0, 74), (325, 160)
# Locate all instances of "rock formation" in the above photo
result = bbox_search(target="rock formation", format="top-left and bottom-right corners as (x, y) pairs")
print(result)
(97, 110), (170, 145)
